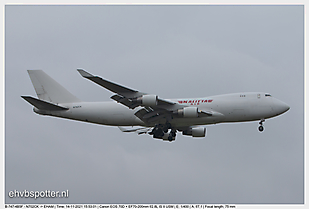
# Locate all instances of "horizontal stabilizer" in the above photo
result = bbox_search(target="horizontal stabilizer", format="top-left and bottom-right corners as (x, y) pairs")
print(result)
(21, 96), (69, 111)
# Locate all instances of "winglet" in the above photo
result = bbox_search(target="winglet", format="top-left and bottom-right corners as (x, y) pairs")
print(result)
(77, 69), (93, 77)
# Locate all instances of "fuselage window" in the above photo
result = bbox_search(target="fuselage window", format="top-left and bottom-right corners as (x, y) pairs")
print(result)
(265, 94), (271, 97)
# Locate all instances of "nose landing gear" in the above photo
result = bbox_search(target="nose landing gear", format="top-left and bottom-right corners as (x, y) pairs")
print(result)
(258, 119), (265, 132)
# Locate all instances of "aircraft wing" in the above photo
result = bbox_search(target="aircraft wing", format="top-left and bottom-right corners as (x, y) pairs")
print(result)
(77, 69), (178, 109)
(77, 69), (142, 98)
(77, 69), (214, 125)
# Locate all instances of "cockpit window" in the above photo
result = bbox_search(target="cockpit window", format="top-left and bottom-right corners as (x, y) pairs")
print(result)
(265, 93), (272, 97)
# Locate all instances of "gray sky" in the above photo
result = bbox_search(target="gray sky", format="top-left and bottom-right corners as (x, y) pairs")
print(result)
(5, 5), (304, 204)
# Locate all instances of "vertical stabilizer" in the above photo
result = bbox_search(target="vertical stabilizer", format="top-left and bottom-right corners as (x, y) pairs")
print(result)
(27, 70), (81, 103)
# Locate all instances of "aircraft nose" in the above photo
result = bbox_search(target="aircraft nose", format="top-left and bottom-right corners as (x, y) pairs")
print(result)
(273, 98), (290, 115)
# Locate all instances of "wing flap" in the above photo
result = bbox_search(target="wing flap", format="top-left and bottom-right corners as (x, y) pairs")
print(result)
(134, 107), (172, 124)
(110, 94), (140, 109)
(147, 114), (167, 123)
(134, 108), (149, 122)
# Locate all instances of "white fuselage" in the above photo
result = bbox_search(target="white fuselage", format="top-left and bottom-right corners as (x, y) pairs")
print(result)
(34, 92), (289, 128)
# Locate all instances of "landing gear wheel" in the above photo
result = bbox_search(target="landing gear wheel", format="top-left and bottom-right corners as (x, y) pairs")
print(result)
(163, 127), (168, 133)
(258, 126), (264, 132)
(155, 129), (164, 138)
(258, 119), (265, 132)
(167, 129), (176, 142)
(170, 129), (176, 137)
(151, 125), (164, 138)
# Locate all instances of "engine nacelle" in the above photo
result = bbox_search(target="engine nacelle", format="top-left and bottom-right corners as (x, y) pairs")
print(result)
(134, 95), (158, 106)
(177, 107), (198, 118)
(183, 127), (206, 137)
(142, 95), (158, 106)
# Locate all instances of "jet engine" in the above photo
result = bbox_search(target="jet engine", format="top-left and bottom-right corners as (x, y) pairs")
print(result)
(183, 127), (206, 137)
(177, 107), (198, 118)
(134, 95), (158, 106)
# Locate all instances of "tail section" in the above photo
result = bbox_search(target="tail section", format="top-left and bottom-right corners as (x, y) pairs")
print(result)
(27, 70), (81, 104)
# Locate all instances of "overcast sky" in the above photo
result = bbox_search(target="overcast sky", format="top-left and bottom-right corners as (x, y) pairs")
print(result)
(5, 5), (304, 204)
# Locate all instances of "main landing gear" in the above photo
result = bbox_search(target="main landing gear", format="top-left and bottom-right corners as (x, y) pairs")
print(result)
(149, 123), (176, 142)
(149, 124), (164, 138)
(168, 129), (176, 141)
(258, 119), (265, 132)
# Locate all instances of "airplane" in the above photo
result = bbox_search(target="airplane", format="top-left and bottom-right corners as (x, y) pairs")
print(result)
(21, 69), (290, 142)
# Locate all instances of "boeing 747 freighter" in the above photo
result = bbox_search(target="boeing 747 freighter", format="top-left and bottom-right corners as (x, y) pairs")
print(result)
(21, 69), (290, 142)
